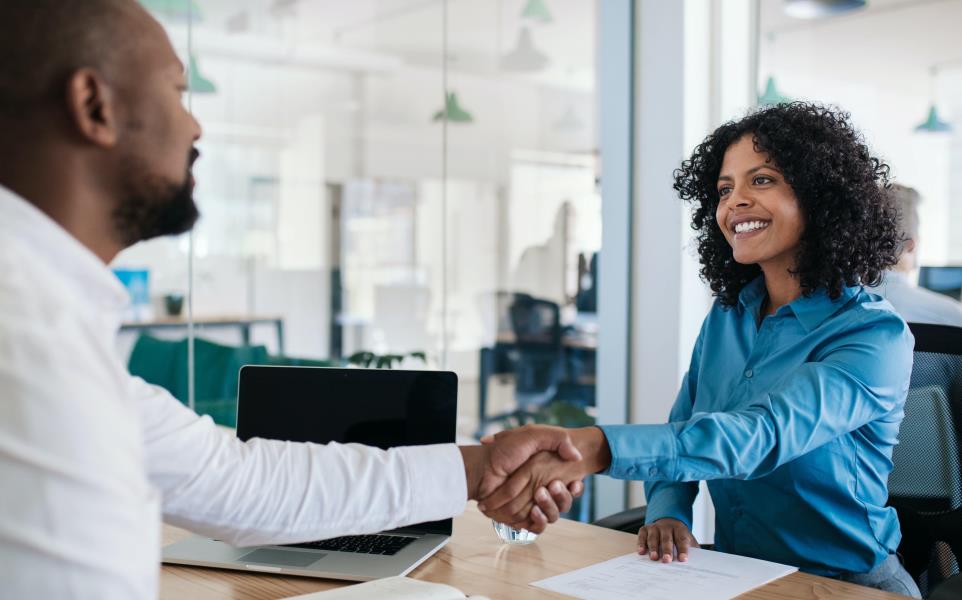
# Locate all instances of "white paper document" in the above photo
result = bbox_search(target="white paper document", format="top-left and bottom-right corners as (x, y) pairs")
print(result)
(531, 548), (797, 600)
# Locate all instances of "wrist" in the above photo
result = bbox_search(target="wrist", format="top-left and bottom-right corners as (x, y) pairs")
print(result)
(571, 426), (612, 474)
(458, 445), (486, 500)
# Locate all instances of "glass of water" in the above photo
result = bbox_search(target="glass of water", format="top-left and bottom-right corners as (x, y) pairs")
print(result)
(491, 520), (538, 545)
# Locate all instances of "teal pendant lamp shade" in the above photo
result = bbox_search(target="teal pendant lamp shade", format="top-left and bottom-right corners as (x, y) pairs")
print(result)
(522, 0), (553, 23)
(188, 54), (217, 94)
(432, 92), (474, 123)
(758, 76), (791, 105)
(140, 0), (202, 21)
(501, 28), (550, 72)
(915, 105), (952, 133)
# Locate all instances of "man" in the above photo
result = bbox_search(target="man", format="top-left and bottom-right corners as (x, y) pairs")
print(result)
(0, 2), (584, 597)
(870, 184), (962, 326)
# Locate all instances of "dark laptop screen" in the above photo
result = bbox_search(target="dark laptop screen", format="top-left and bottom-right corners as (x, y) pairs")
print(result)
(236, 366), (458, 535)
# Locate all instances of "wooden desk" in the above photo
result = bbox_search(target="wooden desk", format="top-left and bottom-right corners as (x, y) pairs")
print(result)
(160, 504), (910, 599)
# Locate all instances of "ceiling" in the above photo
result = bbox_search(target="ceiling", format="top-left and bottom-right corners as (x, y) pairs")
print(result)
(150, 0), (596, 90)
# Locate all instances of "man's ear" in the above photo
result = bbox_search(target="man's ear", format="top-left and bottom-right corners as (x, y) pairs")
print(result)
(64, 68), (119, 148)
(904, 238), (916, 255)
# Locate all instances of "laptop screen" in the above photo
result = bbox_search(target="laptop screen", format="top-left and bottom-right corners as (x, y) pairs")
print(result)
(236, 366), (458, 535)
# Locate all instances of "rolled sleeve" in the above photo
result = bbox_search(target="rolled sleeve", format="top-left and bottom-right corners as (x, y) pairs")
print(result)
(397, 443), (467, 524)
(598, 423), (679, 480)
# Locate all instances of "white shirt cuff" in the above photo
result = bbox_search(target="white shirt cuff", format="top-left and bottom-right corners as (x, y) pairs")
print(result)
(397, 443), (467, 523)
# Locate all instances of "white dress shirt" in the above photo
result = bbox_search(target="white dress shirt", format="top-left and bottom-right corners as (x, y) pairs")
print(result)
(868, 270), (962, 327)
(0, 186), (467, 599)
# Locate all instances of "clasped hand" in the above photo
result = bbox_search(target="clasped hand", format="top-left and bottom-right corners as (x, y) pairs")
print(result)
(461, 425), (607, 534)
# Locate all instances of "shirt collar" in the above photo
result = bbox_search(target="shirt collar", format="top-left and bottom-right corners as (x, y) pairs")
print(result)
(737, 275), (861, 332)
(0, 184), (129, 312)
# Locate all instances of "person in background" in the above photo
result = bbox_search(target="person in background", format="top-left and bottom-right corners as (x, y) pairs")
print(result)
(0, 2), (581, 598)
(869, 184), (962, 326)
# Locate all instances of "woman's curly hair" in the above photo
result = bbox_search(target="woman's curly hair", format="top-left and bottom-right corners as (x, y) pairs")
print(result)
(674, 102), (900, 307)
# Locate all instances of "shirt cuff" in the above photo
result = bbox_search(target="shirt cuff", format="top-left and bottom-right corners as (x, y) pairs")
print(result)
(396, 444), (467, 524)
(597, 423), (679, 480)
(644, 482), (697, 530)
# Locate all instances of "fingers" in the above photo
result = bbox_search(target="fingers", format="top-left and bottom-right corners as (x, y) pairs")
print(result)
(645, 525), (661, 561)
(535, 486), (561, 523)
(637, 525), (648, 554)
(477, 466), (530, 514)
(548, 480), (572, 514)
(568, 480), (584, 498)
(675, 526), (691, 562)
(659, 528), (674, 563)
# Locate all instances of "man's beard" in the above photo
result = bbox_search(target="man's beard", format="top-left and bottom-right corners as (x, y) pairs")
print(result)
(112, 150), (201, 247)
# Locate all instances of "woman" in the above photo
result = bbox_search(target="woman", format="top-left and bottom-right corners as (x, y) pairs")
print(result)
(481, 103), (919, 596)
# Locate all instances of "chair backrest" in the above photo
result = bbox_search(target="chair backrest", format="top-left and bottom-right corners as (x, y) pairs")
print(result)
(889, 322), (962, 595)
(508, 294), (564, 399)
(509, 294), (562, 348)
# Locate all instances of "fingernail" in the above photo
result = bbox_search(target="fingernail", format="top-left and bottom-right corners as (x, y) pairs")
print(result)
(550, 481), (564, 494)
(537, 488), (549, 501)
(650, 552), (657, 560)
(663, 555), (672, 564)
(679, 553), (687, 562)
(477, 503), (486, 512)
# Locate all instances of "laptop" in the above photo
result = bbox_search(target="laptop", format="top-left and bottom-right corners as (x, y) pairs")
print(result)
(162, 365), (458, 581)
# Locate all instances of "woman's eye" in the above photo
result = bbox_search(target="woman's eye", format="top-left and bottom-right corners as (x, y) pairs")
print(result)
(717, 186), (732, 197)
(753, 175), (773, 185)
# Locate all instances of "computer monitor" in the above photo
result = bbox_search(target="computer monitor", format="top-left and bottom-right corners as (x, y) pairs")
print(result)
(918, 266), (962, 301)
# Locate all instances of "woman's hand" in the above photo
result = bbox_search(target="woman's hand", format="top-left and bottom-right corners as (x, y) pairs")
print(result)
(637, 518), (699, 563)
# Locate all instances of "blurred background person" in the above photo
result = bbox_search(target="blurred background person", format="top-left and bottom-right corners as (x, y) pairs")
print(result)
(869, 184), (962, 326)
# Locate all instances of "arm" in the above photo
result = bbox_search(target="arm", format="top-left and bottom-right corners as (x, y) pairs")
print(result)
(639, 331), (704, 529)
(135, 377), (467, 546)
(603, 311), (913, 483)
(137, 378), (580, 544)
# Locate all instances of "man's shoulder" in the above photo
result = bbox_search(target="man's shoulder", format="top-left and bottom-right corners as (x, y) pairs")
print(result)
(880, 282), (962, 328)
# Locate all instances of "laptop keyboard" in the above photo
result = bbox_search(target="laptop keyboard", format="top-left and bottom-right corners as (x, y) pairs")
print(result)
(287, 534), (418, 556)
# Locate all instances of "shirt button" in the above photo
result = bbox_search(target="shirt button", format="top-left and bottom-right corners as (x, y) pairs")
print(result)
(648, 467), (659, 477)
(744, 369), (753, 378)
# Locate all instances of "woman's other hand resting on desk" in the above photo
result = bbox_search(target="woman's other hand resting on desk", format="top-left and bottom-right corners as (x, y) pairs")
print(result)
(638, 518), (700, 564)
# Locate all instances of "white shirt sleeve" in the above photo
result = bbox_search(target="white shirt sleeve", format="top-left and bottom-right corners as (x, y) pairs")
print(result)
(133, 376), (468, 546)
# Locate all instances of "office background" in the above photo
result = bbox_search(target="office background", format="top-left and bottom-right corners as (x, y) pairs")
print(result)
(115, 0), (962, 535)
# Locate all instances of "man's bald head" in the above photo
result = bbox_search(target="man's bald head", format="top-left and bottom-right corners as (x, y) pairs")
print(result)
(0, 0), (202, 259)
(0, 0), (154, 120)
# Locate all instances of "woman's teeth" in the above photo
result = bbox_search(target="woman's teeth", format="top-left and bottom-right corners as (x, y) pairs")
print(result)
(734, 220), (770, 234)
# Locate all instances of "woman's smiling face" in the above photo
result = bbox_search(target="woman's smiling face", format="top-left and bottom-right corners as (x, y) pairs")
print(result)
(715, 134), (805, 271)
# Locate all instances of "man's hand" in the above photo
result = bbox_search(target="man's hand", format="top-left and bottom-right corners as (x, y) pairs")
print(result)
(476, 425), (611, 527)
(638, 518), (699, 563)
(458, 424), (585, 533)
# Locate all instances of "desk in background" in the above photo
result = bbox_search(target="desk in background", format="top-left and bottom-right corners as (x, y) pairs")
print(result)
(160, 504), (912, 599)
(121, 315), (285, 354)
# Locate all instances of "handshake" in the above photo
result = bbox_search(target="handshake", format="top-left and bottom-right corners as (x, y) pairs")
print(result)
(458, 425), (612, 533)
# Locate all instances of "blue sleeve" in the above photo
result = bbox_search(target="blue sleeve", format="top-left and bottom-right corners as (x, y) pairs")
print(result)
(601, 325), (704, 529)
(600, 310), (913, 484)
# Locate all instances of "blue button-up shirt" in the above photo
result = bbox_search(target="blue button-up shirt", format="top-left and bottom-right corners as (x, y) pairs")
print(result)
(599, 277), (914, 576)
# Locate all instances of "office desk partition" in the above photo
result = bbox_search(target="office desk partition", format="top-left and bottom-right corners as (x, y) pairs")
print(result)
(121, 314), (285, 354)
(160, 504), (911, 599)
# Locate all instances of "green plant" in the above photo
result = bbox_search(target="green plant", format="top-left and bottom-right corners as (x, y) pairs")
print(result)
(347, 350), (427, 369)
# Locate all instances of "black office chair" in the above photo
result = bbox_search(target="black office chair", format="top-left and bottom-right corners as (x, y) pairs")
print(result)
(887, 323), (962, 597)
(508, 294), (565, 410)
(592, 322), (962, 598)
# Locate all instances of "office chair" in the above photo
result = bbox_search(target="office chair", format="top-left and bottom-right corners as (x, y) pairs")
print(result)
(592, 322), (962, 598)
(887, 323), (962, 597)
(508, 294), (565, 410)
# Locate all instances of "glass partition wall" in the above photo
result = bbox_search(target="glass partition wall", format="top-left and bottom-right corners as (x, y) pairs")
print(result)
(117, 0), (604, 519)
